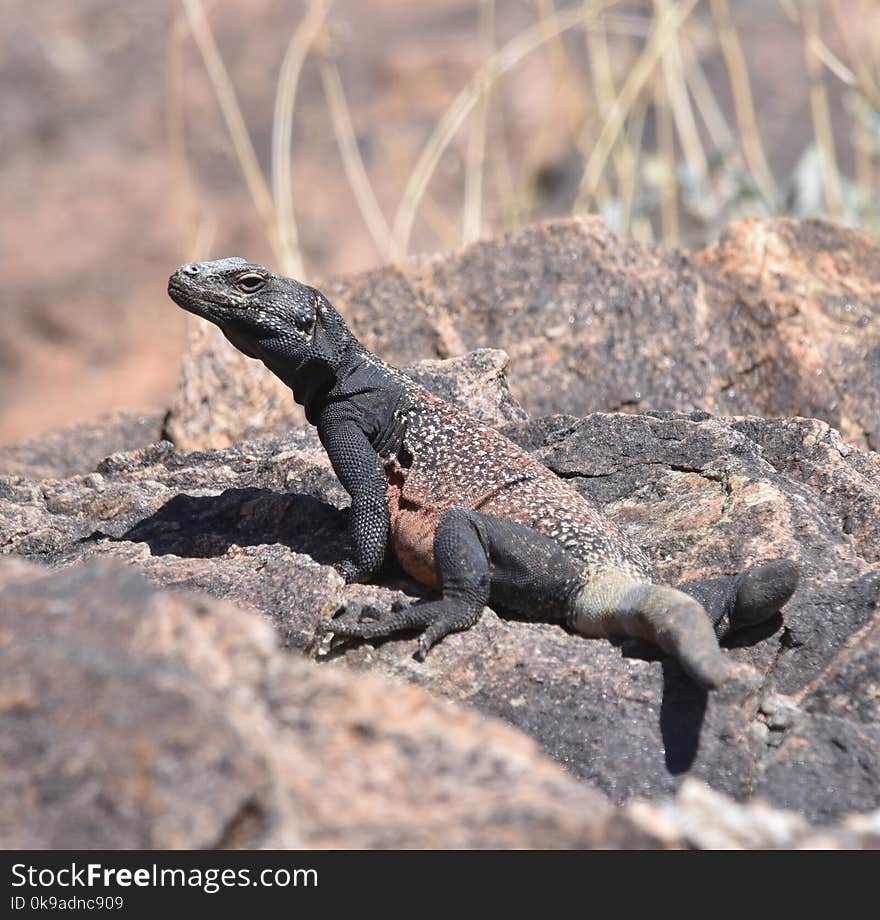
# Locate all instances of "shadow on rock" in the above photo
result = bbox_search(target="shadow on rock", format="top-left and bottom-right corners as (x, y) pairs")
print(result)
(122, 488), (349, 566)
(618, 638), (707, 774)
(658, 661), (708, 775)
(722, 613), (784, 649)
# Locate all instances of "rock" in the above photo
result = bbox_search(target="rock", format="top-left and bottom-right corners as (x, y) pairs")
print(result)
(658, 779), (810, 849)
(604, 779), (880, 849)
(402, 348), (528, 427)
(165, 319), (292, 450)
(760, 693), (803, 733)
(700, 218), (880, 450)
(0, 557), (614, 849)
(0, 559), (277, 849)
(164, 217), (880, 451)
(2, 352), (878, 824)
(0, 411), (163, 479)
(4, 557), (875, 849)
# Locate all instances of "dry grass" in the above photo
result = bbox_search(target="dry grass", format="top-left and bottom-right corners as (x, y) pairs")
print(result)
(171, 0), (880, 275)
(271, 0), (331, 276)
(709, 0), (777, 206)
(462, 0), (496, 246)
(179, 0), (282, 263)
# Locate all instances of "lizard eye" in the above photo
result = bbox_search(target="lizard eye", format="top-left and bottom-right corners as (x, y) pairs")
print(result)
(235, 273), (266, 294)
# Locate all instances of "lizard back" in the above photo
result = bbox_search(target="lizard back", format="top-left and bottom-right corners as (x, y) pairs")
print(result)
(382, 368), (653, 587)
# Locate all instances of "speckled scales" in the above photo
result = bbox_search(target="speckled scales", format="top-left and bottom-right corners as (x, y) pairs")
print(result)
(383, 366), (653, 585)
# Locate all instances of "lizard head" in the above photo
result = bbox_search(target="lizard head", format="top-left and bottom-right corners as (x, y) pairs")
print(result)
(167, 258), (359, 391)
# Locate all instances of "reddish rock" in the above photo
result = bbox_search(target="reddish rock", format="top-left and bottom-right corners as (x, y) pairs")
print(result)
(165, 217), (880, 451)
(699, 218), (880, 451)
(2, 353), (878, 823)
(0, 558), (612, 849)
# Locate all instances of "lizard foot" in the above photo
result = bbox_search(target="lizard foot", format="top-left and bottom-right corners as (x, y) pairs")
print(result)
(412, 600), (484, 661)
(414, 614), (458, 661)
(730, 558), (799, 632)
(317, 597), (482, 660)
(316, 601), (386, 636)
(316, 597), (433, 641)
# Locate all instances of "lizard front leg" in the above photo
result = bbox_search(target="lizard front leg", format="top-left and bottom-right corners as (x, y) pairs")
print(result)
(320, 420), (390, 583)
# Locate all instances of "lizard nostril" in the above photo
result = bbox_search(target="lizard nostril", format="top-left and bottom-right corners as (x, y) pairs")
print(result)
(181, 263), (201, 276)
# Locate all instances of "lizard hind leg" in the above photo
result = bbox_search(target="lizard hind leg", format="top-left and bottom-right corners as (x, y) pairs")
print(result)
(410, 506), (500, 659)
(679, 558), (800, 639)
(570, 573), (734, 690)
(318, 506), (492, 660)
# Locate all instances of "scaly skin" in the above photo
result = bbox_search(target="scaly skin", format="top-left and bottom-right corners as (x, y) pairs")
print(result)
(168, 258), (799, 689)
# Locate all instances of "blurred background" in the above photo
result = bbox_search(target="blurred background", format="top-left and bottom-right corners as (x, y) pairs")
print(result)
(2, 0), (878, 444)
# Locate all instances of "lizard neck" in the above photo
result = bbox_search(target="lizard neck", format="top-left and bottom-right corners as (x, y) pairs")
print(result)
(261, 349), (337, 414)
(293, 348), (401, 428)
(255, 331), (370, 423)
(313, 354), (408, 448)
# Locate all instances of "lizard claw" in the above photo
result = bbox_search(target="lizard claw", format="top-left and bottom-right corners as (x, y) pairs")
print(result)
(414, 625), (443, 661)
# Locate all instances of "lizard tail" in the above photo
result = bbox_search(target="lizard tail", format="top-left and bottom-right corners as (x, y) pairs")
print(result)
(569, 572), (732, 690)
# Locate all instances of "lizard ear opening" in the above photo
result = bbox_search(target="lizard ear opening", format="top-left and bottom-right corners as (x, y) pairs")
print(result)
(305, 296), (319, 339)
(308, 291), (356, 364)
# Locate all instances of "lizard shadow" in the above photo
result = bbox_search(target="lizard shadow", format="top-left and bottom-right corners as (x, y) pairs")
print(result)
(119, 486), (427, 596)
(614, 638), (708, 774)
(659, 661), (709, 774)
(616, 613), (783, 775)
(119, 487), (351, 565)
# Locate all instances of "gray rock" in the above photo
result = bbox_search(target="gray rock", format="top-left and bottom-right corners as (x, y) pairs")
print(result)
(2, 352), (877, 825)
(164, 217), (880, 451)
(0, 557), (613, 849)
(0, 411), (163, 479)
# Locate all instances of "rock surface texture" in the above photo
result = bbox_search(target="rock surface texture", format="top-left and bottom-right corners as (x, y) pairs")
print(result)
(2, 558), (621, 849)
(165, 216), (879, 451)
(2, 217), (879, 848)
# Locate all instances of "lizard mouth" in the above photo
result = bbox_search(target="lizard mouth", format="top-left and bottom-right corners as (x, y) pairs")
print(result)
(167, 274), (216, 320)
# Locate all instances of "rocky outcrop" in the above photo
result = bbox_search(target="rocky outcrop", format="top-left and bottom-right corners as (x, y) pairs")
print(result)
(3, 215), (879, 847)
(3, 558), (878, 850)
(1, 558), (615, 849)
(2, 350), (878, 831)
(0, 411), (163, 480)
(165, 217), (880, 451)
